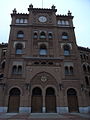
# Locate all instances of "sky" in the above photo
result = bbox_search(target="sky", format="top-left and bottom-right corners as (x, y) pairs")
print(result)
(0, 0), (90, 48)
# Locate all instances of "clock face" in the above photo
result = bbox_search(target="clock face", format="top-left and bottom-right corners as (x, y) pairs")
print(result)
(39, 16), (47, 22)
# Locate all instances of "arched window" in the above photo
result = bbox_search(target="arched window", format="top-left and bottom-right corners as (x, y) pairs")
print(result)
(66, 21), (69, 25)
(57, 20), (62, 25)
(65, 66), (69, 75)
(33, 32), (38, 39)
(16, 19), (19, 23)
(87, 65), (90, 73)
(40, 31), (46, 39)
(12, 65), (17, 74)
(0, 74), (4, 79)
(70, 66), (73, 74)
(32, 87), (42, 96)
(1, 61), (5, 69)
(67, 88), (77, 96)
(80, 54), (83, 59)
(85, 76), (89, 86)
(12, 65), (22, 74)
(63, 45), (70, 55)
(62, 20), (65, 25)
(48, 33), (53, 39)
(15, 43), (23, 54)
(46, 87), (55, 96)
(83, 64), (86, 72)
(17, 31), (24, 38)
(62, 32), (68, 39)
(24, 19), (28, 23)
(39, 44), (47, 56)
(10, 88), (21, 96)
(18, 65), (22, 74)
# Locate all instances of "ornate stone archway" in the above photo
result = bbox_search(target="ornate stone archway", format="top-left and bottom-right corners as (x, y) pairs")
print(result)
(30, 72), (58, 113)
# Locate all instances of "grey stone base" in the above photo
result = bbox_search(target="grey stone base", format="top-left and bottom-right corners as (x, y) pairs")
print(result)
(0, 107), (7, 112)
(0, 106), (90, 113)
(79, 106), (90, 113)
(42, 107), (46, 113)
(19, 107), (31, 113)
(59, 107), (68, 113)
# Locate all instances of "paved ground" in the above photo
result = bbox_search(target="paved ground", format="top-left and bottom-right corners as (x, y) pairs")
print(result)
(0, 113), (90, 120)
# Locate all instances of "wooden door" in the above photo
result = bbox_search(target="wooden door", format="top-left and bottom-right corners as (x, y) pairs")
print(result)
(68, 95), (79, 112)
(8, 88), (20, 113)
(8, 95), (20, 112)
(31, 96), (42, 112)
(67, 88), (79, 112)
(46, 95), (56, 112)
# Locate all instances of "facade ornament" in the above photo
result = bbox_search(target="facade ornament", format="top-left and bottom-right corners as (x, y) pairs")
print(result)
(41, 76), (47, 82)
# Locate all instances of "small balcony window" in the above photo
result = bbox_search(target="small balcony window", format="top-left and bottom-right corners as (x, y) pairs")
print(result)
(39, 44), (47, 56)
(65, 66), (69, 75)
(18, 65), (22, 74)
(63, 45), (70, 56)
(17, 31), (24, 38)
(12, 65), (22, 74)
(33, 32), (38, 39)
(70, 66), (73, 74)
(62, 32), (68, 39)
(12, 65), (17, 74)
(15, 43), (23, 54)
(48, 33), (53, 39)
(40, 32), (46, 39)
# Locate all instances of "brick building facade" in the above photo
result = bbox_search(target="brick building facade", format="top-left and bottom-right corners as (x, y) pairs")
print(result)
(0, 4), (90, 113)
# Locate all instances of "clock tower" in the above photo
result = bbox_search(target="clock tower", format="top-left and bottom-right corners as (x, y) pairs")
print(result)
(28, 4), (57, 25)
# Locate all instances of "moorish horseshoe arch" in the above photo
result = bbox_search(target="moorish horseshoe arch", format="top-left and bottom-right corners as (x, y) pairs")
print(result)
(67, 88), (79, 112)
(45, 87), (56, 112)
(8, 87), (21, 113)
(31, 87), (42, 113)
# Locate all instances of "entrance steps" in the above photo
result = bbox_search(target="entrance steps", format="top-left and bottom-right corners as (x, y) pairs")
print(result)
(30, 113), (64, 118)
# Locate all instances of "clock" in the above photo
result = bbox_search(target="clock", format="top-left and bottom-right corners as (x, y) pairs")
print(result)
(39, 16), (47, 22)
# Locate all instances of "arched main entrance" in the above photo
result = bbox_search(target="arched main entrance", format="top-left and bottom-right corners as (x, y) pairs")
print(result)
(45, 87), (56, 112)
(8, 88), (20, 112)
(67, 88), (79, 112)
(31, 87), (42, 112)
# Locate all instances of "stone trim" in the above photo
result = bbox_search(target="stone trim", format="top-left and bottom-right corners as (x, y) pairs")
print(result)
(19, 107), (31, 113)
(0, 107), (7, 112)
(79, 106), (90, 113)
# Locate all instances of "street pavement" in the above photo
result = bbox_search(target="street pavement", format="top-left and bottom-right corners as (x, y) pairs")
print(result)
(0, 112), (90, 120)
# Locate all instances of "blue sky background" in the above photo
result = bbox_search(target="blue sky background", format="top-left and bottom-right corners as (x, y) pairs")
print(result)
(0, 0), (90, 48)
